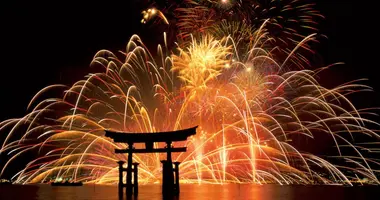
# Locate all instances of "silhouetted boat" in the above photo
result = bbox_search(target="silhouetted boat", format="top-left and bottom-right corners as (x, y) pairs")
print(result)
(0, 179), (12, 185)
(51, 181), (83, 186)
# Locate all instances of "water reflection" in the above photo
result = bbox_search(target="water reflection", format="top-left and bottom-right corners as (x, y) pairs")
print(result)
(0, 184), (378, 200)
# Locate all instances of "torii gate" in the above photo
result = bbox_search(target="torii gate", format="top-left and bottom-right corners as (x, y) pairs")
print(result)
(105, 126), (197, 198)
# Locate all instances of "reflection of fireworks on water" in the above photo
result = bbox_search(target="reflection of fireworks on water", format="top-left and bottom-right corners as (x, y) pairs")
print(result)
(1, 1), (379, 185)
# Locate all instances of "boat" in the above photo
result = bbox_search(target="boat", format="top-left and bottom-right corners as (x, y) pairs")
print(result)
(0, 179), (12, 185)
(51, 181), (83, 186)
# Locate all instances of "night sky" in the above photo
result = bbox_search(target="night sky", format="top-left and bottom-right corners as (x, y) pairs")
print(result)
(0, 0), (378, 122)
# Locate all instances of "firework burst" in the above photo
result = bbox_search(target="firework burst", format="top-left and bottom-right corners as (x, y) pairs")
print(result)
(0, 1), (379, 186)
(172, 35), (232, 91)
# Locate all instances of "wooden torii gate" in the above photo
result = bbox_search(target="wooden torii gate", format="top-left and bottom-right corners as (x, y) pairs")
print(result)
(105, 126), (197, 198)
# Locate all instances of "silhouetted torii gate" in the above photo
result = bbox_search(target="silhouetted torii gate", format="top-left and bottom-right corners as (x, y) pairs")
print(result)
(105, 126), (197, 198)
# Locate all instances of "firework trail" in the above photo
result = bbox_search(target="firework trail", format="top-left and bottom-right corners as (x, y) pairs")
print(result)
(141, 8), (169, 25)
(0, 1), (379, 185)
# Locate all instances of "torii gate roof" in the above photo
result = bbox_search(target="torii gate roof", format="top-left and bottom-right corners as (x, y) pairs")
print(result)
(105, 126), (198, 143)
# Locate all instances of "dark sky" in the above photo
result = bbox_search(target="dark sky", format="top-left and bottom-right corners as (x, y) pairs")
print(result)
(0, 0), (378, 121)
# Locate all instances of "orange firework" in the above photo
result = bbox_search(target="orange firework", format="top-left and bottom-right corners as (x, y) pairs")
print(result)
(1, 30), (379, 185)
(0, 1), (379, 186)
(141, 8), (169, 25)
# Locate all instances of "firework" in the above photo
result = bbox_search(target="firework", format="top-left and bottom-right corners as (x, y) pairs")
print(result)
(140, 0), (322, 68)
(172, 35), (232, 91)
(0, 1), (379, 186)
(141, 8), (169, 25)
(148, 0), (323, 67)
(1, 26), (379, 185)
